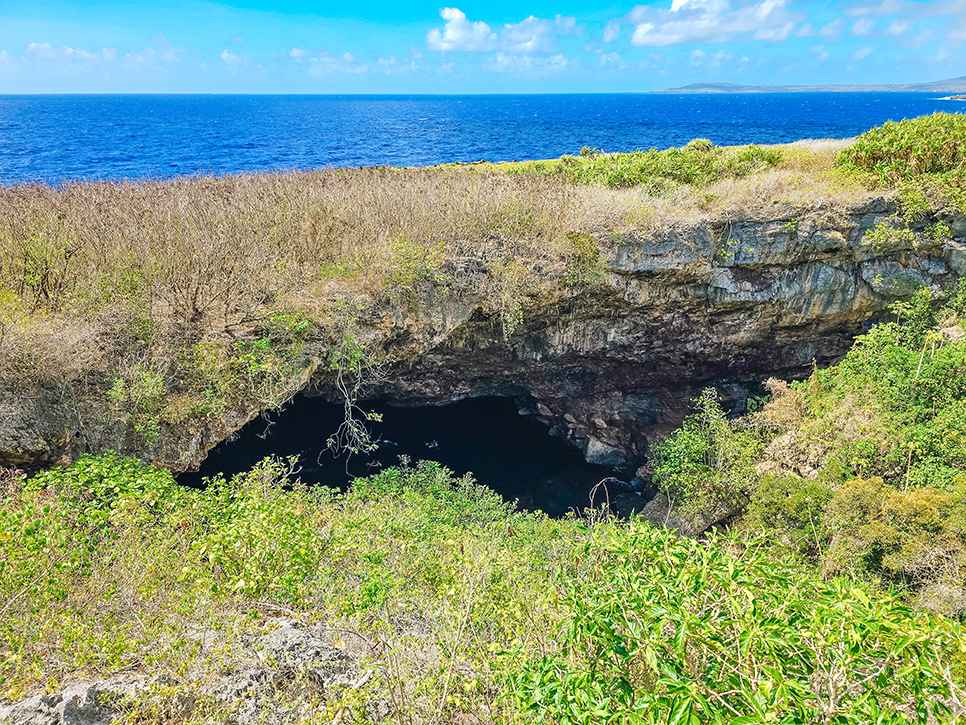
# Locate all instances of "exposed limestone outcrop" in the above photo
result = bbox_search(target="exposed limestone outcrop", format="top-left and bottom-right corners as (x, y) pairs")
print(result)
(2, 198), (964, 472)
(351, 199), (965, 468)
(0, 620), (375, 725)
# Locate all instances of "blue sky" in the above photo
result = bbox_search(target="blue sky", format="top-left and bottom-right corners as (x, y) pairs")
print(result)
(1, 0), (964, 93)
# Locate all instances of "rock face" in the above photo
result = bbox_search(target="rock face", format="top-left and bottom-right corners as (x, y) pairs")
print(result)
(352, 200), (965, 468)
(2, 199), (964, 472)
(0, 620), (373, 725)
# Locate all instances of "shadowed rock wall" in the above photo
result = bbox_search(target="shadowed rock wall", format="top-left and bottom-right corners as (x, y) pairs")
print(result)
(3, 198), (964, 472)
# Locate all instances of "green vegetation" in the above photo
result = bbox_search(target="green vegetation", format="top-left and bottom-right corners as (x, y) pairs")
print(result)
(511, 524), (962, 724)
(651, 387), (763, 516)
(835, 113), (966, 225)
(836, 112), (966, 182)
(4, 114), (966, 721)
(506, 141), (783, 191)
(3, 454), (964, 722)
(652, 283), (966, 617)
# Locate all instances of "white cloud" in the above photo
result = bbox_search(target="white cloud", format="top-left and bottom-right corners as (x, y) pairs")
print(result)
(426, 8), (498, 51)
(624, 0), (804, 47)
(838, 0), (966, 52)
(796, 22), (814, 37)
(306, 54), (369, 76)
(884, 18), (910, 35)
(220, 49), (248, 71)
(754, 22), (795, 40)
(846, 0), (905, 17)
(408, 45), (424, 59)
(819, 19), (843, 39)
(378, 56), (419, 75)
(289, 48), (309, 59)
(18, 39), (178, 78)
(125, 48), (158, 65)
(27, 42), (58, 59)
(603, 20), (621, 42)
(555, 15), (583, 36)
(810, 44), (829, 61)
(0, 50), (18, 75)
(853, 46), (873, 59)
(426, 8), (582, 54)
(482, 52), (569, 74)
(952, 17), (966, 43)
(502, 16), (559, 53)
(598, 51), (624, 67)
(688, 47), (734, 67)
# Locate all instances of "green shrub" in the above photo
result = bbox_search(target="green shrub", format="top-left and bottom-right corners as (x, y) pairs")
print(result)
(824, 476), (966, 587)
(836, 113), (966, 182)
(652, 388), (763, 515)
(507, 140), (782, 190)
(743, 474), (832, 556)
(508, 522), (965, 723)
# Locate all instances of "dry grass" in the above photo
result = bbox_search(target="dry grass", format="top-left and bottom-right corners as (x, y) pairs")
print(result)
(0, 144), (872, 330)
(700, 142), (871, 221)
(0, 147), (881, 443)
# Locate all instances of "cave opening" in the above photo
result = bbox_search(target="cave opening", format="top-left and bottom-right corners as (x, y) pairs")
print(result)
(177, 395), (638, 517)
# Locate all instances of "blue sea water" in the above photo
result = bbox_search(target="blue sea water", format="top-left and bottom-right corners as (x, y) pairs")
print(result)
(0, 92), (963, 186)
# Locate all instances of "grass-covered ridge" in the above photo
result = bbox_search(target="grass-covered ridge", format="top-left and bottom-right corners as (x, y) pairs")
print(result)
(2, 454), (964, 722)
(0, 128), (873, 461)
(0, 117), (901, 459)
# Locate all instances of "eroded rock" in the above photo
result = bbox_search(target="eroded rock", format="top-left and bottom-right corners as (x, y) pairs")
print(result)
(3, 202), (965, 473)
(0, 620), (372, 725)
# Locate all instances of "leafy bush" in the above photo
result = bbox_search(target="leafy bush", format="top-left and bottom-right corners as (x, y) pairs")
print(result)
(507, 141), (782, 190)
(7, 453), (966, 720)
(652, 388), (764, 516)
(823, 476), (966, 595)
(509, 522), (965, 724)
(836, 113), (966, 182)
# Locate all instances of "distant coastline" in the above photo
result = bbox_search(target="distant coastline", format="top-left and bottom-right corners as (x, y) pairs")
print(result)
(654, 76), (966, 94)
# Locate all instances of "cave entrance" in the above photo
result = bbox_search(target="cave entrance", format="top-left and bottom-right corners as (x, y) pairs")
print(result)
(177, 395), (633, 517)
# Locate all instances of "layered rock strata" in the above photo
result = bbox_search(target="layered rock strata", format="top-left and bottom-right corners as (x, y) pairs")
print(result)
(355, 198), (966, 467)
(2, 197), (964, 472)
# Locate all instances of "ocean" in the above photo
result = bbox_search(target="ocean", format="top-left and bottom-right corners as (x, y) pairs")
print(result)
(0, 92), (963, 186)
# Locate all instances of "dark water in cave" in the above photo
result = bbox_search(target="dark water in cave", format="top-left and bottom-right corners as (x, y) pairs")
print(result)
(177, 395), (633, 517)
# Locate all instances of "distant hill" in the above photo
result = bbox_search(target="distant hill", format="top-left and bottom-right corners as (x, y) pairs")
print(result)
(654, 76), (966, 94)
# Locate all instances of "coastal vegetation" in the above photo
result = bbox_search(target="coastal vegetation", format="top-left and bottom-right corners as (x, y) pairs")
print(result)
(2, 455), (964, 722)
(3, 112), (966, 721)
(0, 119), (877, 422)
(653, 284), (966, 607)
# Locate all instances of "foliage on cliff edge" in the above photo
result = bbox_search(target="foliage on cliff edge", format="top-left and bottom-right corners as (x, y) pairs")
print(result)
(654, 281), (966, 616)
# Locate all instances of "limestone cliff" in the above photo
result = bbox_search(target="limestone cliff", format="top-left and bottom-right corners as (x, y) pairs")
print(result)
(2, 196), (964, 473)
(344, 197), (965, 468)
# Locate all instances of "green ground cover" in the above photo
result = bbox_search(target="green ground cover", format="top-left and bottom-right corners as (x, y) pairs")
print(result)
(3, 453), (964, 722)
